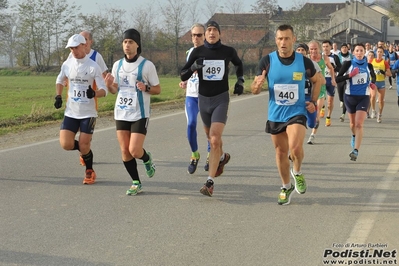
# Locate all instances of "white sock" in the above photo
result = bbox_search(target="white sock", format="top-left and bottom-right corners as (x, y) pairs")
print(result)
(283, 183), (291, 189)
(220, 153), (225, 161)
(207, 177), (214, 182)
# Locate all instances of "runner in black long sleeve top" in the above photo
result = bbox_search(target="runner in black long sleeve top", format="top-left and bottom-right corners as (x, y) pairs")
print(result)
(180, 41), (243, 97)
(180, 21), (243, 197)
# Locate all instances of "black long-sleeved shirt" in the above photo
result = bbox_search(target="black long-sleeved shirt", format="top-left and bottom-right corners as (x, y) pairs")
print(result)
(180, 44), (243, 97)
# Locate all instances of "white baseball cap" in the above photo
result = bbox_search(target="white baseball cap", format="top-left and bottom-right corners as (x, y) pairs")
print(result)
(65, 34), (86, 48)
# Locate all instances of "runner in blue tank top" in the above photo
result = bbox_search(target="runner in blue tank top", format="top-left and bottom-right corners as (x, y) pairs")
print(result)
(251, 24), (322, 206)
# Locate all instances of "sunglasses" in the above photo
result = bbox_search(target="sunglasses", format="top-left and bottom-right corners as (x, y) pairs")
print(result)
(191, 33), (203, 37)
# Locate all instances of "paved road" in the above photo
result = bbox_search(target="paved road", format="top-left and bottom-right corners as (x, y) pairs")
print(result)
(1, 86), (399, 266)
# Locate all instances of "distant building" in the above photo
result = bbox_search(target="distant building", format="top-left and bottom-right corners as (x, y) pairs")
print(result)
(269, 3), (346, 41)
(180, 13), (273, 64)
(320, 0), (399, 44)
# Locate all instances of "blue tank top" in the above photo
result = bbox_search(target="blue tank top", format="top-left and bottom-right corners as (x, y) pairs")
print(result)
(346, 57), (371, 95)
(90, 50), (97, 61)
(268, 51), (306, 122)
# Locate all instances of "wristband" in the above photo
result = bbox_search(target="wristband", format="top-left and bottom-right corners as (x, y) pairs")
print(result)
(145, 85), (151, 92)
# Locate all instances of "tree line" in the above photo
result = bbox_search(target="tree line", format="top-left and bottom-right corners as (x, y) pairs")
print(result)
(4, 0), (395, 75)
(0, 0), (278, 74)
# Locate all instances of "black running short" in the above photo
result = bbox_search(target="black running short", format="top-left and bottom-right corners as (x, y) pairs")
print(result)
(266, 115), (307, 135)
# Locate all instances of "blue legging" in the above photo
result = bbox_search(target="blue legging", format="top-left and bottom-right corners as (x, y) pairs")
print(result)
(185, 96), (210, 153)
(305, 96), (317, 128)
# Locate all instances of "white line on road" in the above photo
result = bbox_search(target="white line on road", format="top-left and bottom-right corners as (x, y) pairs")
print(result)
(0, 94), (265, 153)
(345, 150), (398, 244)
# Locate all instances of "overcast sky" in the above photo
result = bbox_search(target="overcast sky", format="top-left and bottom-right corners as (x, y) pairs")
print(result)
(69, 0), (348, 13)
(9, 0), (349, 15)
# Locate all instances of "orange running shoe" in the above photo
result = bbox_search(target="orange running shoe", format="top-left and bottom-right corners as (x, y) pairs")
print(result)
(319, 108), (325, 118)
(325, 117), (331, 127)
(79, 155), (86, 166)
(83, 169), (96, 184)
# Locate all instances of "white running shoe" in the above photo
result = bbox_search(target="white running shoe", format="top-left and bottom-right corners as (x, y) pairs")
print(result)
(370, 110), (376, 119)
(307, 135), (315, 145)
(377, 114), (382, 123)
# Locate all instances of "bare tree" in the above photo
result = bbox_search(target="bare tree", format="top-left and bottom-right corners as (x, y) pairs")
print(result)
(186, 0), (201, 25)
(16, 0), (80, 71)
(0, 0), (9, 33)
(285, 1), (322, 42)
(251, 0), (278, 15)
(203, 0), (223, 20)
(0, 13), (18, 67)
(224, 0), (245, 14)
(130, 6), (158, 50)
(159, 0), (188, 75)
(251, 0), (277, 60)
(79, 7), (128, 66)
(45, 0), (80, 66)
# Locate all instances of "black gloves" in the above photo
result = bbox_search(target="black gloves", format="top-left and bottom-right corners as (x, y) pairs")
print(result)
(54, 95), (62, 109)
(233, 77), (245, 95)
(86, 85), (96, 99)
(191, 58), (205, 72)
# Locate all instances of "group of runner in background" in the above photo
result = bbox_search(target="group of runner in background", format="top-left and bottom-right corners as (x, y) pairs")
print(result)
(55, 23), (399, 205)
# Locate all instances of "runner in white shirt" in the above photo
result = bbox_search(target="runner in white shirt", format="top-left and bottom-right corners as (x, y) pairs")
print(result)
(55, 34), (108, 185)
(179, 23), (211, 174)
(67, 31), (108, 166)
(67, 31), (108, 78)
(331, 42), (340, 55)
(105, 28), (161, 196)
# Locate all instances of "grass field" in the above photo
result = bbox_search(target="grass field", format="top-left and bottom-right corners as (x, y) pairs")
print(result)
(0, 75), (245, 135)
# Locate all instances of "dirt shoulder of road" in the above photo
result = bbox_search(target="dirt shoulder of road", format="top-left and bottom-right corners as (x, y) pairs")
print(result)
(0, 101), (185, 150)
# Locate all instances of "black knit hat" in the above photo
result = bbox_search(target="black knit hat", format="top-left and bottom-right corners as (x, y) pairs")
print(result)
(341, 43), (348, 48)
(123, 28), (141, 54)
(296, 43), (309, 53)
(206, 21), (221, 33)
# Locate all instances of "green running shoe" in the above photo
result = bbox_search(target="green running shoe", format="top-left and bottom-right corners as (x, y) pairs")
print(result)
(290, 168), (307, 194)
(144, 152), (155, 178)
(126, 181), (142, 196)
(278, 184), (295, 205)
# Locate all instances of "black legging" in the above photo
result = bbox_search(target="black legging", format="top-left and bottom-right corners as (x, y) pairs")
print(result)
(337, 81), (347, 115)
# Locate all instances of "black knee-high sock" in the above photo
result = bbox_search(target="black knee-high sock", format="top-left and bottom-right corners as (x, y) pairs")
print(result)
(82, 150), (93, 170)
(74, 140), (80, 151)
(123, 158), (140, 183)
(140, 149), (149, 163)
